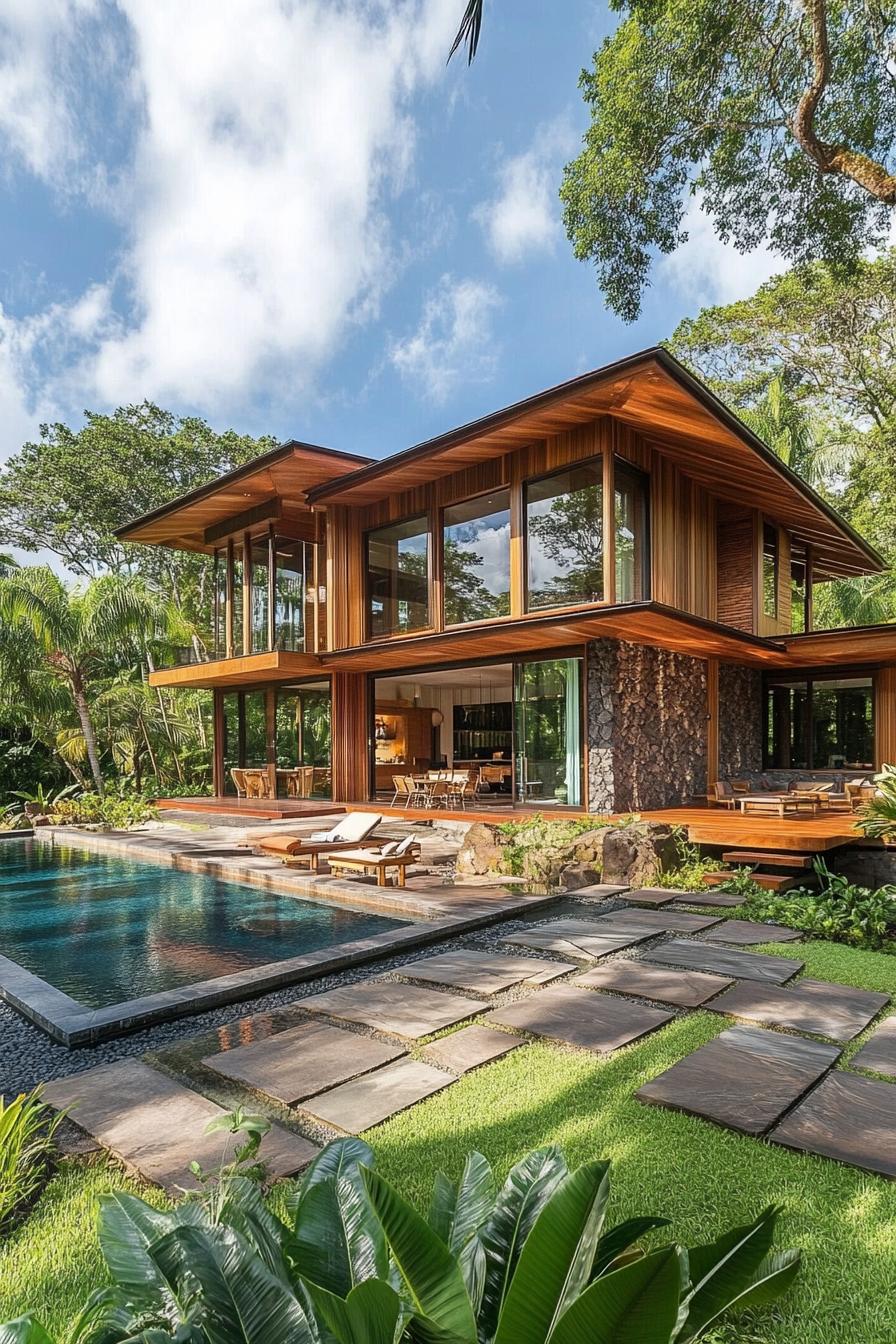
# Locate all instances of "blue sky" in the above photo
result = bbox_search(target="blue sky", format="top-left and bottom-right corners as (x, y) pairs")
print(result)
(0, 0), (781, 471)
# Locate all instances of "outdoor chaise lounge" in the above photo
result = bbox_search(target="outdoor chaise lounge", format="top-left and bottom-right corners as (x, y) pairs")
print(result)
(252, 812), (384, 870)
(326, 835), (421, 887)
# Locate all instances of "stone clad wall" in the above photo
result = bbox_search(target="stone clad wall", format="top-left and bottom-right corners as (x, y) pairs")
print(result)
(586, 638), (708, 813)
(718, 663), (763, 779)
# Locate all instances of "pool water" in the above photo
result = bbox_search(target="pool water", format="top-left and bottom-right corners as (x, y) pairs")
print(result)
(0, 839), (408, 1009)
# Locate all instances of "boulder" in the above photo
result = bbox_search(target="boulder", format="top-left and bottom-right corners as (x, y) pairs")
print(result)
(455, 822), (504, 877)
(600, 823), (677, 887)
(560, 861), (602, 890)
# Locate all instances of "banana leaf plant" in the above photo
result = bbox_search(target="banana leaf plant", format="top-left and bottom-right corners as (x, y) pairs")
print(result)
(2, 1121), (800, 1344)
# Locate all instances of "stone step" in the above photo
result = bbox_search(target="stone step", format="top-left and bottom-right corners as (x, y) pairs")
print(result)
(42, 1059), (318, 1193)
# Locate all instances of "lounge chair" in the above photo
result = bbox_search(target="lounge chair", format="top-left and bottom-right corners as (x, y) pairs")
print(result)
(707, 780), (737, 809)
(253, 812), (384, 870)
(326, 835), (421, 887)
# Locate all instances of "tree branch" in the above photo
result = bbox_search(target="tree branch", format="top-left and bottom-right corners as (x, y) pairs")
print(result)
(792, 0), (896, 203)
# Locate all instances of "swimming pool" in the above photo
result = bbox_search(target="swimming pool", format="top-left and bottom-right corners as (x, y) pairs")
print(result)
(0, 838), (411, 1040)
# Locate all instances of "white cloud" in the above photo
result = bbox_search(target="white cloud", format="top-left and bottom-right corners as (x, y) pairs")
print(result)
(474, 118), (576, 265)
(658, 191), (784, 307)
(0, 0), (460, 426)
(389, 273), (502, 403)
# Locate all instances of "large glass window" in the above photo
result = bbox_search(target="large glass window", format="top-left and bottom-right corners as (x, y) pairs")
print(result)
(250, 537), (270, 653)
(213, 548), (227, 656)
(273, 539), (306, 651)
(514, 657), (583, 807)
(763, 523), (778, 618)
(526, 461), (603, 610)
(275, 681), (332, 798)
(615, 464), (649, 603)
(367, 515), (431, 637)
(231, 543), (244, 656)
(790, 551), (807, 633)
(765, 675), (873, 770)
(443, 490), (511, 625)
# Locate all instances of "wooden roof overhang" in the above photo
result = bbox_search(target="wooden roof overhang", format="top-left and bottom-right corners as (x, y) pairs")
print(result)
(305, 348), (882, 581)
(116, 440), (373, 554)
(148, 651), (324, 689)
(777, 624), (896, 669)
(318, 602), (787, 673)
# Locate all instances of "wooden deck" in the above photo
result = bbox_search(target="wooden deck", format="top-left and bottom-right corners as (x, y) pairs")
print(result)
(638, 806), (864, 854)
(155, 797), (344, 821)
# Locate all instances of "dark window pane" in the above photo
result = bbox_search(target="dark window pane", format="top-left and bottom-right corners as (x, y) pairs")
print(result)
(213, 549), (227, 656)
(811, 678), (873, 770)
(443, 490), (511, 624)
(250, 538), (269, 653)
(763, 523), (778, 618)
(615, 465), (649, 603)
(790, 556), (806, 633)
(273, 539), (306, 652)
(526, 461), (603, 610)
(367, 516), (430, 636)
(275, 682), (332, 798)
(231, 545), (244, 655)
(765, 680), (809, 768)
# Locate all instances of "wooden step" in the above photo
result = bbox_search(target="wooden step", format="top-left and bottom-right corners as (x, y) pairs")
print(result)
(702, 871), (801, 893)
(721, 851), (812, 869)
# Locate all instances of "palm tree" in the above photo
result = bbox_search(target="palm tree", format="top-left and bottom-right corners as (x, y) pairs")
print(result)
(0, 568), (186, 793)
(738, 376), (853, 490)
(450, 0), (483, 63)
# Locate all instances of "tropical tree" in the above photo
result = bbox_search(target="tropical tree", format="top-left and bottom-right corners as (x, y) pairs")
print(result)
(0, 568), (189, 794)
(737, 375), (852, 490)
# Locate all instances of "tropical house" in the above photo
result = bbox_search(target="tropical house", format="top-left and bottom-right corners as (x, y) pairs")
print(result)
(117, 347), (896, 855)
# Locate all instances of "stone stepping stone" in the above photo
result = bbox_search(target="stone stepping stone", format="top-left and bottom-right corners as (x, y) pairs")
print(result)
(706, 980), (888, 1043)
(617, 889), (678, 907)
(645, 939), (804, 985)
(573, 959), (733, 1008)
(574, 883), (630, 899)
(636, 1026), (840, 1136)
(501, 923), (655, 960)
(422, 1025), (521, 1075)
(852, 1015), (896, 1078)
(486, 984), (674, 1054)
(672, 890), (746, 908)
(201, 1020), (404, 1104)
(771, 1072), (896, 1178)
(399, 950), (574, 995)
(301, 1059), (452, 1133)
(301, 979), (481, 1038)
(703, 919), (803, 945)
(42, 1059), (317, 1193)
(588, 909), (723, 934)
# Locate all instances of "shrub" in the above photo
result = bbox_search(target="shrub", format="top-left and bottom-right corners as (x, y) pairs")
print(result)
(654, 829), (722, 890)
(3, 1120), (800, 1344)
(718, 866), (767, 899)
(855, 762), (896, 843)
(743, 858), (896, 951)
(46, 792), (158, 829)
(495, 813), (616, 878)
(0, 1090), (62, 1236)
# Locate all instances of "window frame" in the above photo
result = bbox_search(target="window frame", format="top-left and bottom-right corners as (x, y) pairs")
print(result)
(523, 453), (606, 615)
(364, 510), (434, 642)
(440, 485), (513, 630)
(763, 669), (876, 771)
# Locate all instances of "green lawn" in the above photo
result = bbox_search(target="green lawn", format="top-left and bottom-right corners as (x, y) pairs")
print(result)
(3, 941), (896, 1342)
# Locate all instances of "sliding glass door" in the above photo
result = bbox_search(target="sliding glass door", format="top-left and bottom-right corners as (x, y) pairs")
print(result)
(513, 658), (582, 807)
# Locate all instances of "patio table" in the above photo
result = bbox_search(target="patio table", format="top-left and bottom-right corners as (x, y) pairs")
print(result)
(737, 794), (819, 817)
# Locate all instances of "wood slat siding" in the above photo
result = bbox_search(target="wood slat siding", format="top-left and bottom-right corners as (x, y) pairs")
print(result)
(716, 510), (756, 632)
(326, 418), (719, 651)
(875, 667), (896, 770)
(331, 672), (371, 801)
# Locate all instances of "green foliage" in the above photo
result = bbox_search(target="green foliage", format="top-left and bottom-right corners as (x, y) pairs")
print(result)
(718, 868), (767, 899)
(743, 857), (896, 951)
(561, 3), (896, 321)
(854, 762), (896, 842)
(496, 813), (614, 878)
(0, 1091), (62, 1238)
(44, 791), (159, 830)
(654, 830), (721, 891)
(3, 1130), (799, 1344)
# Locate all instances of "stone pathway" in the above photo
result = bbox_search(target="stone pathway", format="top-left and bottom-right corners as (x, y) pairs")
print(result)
(703, 919), (803, 945)
(852, 1014), (896, 1077)
(397, 950), (573, 994)
(42, 1059), (318, 1191)
(421, 1025), (520, 1074)
(501, 919), (655, 959)
(645, 939), (804, 984)
(673, 891), (745, 908)
(487, 984), (674, 1053)
(201, 1020), (404, 1104)
(636, 1026), (841, 1136)
(300, 979), (482, 1037)
(573, 958), (733, 1008)
(587, 909), (724, 935)
(771, 1073), (896, 1178)
(617, 889), (678, 907)
(705, 980), (888, 1043)
(301, 1059), (453, 1133)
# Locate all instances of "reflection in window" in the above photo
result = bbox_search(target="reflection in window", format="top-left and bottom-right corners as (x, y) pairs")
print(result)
(213, 548), (227, 656)
(231, 544), (244, 656)
(275, 681), (332, 798)
(250, 538), (269, 653)
(526, 461), (603, 610)
(367, 516), (430, 637)
(615, 464), (649, 603)
(763, 523), (778, 618)
(443, 490), (511, 624)
(790, 552), (807, 633)
(765, 676), (873, 770)
(514, 657), (582, 806)
(273, 539), (306, 651)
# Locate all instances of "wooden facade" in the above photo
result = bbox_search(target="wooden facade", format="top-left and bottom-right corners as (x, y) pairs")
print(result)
(117, 348), (896, 810)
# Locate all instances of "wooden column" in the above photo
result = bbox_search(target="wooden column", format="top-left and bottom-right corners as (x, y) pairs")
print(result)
(874, 666), (896, 769)
(331, 672), (371, 801)
(706, 658), (719, 786)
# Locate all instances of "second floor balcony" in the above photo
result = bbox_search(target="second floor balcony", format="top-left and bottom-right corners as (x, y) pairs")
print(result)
(210, 528), (327, 660)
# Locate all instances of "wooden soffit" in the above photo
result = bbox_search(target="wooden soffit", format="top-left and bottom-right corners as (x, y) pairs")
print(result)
(305, 349), (881, 580)
(117, 441), (373, 553)
(148, 651), (324, 689)
(779, 624), (896, 669)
